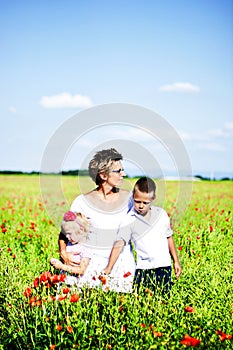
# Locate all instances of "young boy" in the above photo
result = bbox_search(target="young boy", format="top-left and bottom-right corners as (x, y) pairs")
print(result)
(104, 177), (182, 295)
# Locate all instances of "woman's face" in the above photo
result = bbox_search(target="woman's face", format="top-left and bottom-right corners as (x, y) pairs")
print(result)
(107, 160), (126, 187)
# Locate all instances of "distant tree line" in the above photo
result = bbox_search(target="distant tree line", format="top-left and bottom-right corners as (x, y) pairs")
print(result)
(0, 170), (231, 180)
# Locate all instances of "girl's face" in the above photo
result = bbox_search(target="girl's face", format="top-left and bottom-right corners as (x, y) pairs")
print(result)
(63, 222), (87, 244)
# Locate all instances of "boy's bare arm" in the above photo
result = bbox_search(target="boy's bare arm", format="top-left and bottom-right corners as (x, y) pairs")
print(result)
(167, 236), (182, 278)
(103, 239), (125, 275)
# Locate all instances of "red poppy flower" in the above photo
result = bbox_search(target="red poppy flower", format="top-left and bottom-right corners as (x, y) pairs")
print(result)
(70, 294), (79, 302)
(216, 330), (232, 341)
(57, 274), (66, 282)
(50, 345), (56, 350)
(98, 275), (107, 285)
(140, 323), (146, 328)
(185, 306), (195, 313)
(39, 271), (52, 283)
(66, 325), (73, 333)
(57, 294), (67, 301)
(123, 271), (131, 278)
(180, 334), (201, 346)
(153, 331), (162, 337)
(178, 246), (183, 251)
(23, 287), (32, 298)
(56, 324), (62, 331)
(33, 278), (39, 288)
(62, 287), (70, 294)
(209, 225), (213, 232)
(121, 325), (126, 332)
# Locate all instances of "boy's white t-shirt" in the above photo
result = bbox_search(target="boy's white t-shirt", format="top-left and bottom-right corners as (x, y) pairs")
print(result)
(117, 206), (173, 269)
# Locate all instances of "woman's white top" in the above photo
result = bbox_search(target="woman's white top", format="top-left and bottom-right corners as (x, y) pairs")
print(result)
(70, 194), (130, 257)
(70, 194), (136, 292)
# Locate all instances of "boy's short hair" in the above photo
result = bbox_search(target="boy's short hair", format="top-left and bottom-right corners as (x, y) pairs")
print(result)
(133, 176), (156, 196)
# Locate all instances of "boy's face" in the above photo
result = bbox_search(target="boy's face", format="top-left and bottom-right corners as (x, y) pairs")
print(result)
(133, 189), (155, 216)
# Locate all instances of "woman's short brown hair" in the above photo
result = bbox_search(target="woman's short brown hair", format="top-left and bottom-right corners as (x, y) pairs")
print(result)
(88, 148), (123, 185)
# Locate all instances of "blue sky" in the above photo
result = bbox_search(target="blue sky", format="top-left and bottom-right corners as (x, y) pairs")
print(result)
(1, 0), (233, 178)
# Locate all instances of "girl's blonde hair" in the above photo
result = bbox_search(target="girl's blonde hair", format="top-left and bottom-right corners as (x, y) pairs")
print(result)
(61, 211), (90, 238)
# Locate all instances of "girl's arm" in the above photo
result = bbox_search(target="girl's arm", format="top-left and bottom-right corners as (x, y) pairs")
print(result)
(58, 232), (80, 266)
(50, 257), (90, 275)
(167, 236), (182, 278)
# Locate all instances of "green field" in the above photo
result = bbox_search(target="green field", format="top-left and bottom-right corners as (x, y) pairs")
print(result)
(0, 175), (232, 349)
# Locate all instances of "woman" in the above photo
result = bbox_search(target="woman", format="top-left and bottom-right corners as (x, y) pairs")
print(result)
(59, 148), (136, 292)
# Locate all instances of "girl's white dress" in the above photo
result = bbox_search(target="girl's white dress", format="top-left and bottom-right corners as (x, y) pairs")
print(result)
(70, 194), (136, 292)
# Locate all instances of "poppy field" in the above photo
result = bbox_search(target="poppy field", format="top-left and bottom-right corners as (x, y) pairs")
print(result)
(0, 175), (232, 349)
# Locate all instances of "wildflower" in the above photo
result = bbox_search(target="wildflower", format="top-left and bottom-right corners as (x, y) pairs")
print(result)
(33, 277), (39, 288)
(209, 225), (213, 232)
(49, 345), (56, 350)
(66, 325), (73, 333)
(107, 345), (112, 349)
(216, 329), (232, 341)
(153, 331), (163, 337)
(178, 246), (183, 251)
(98, 275), (107, 285)
(70, 294), (79, 302)
(140, 323), (146, 328)
(62, 287), (70, 294)
(57, 294), (67, 301)
(56, 324), (62, 331)
(121, 325), (126, 332)
(123, 271), (131, 278)
(23, 287), (32, 298)
(185, 306), (195, 313)
(57, 274), (66, 283)
(180, 334), (201, 346)
(40, 271), (52, 283)
(29, 296), (42, 307)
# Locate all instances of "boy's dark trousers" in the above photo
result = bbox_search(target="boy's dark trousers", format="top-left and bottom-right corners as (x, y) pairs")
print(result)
(134, 266), (172, 296)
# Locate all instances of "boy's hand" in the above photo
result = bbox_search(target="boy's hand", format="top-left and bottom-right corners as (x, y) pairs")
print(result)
(174, 261), (182, 279)
(102, 267), (111, 275)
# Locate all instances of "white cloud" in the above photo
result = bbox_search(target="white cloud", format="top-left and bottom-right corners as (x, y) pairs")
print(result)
(207, 122), (233, 138)
(198, 143), (225, 152)
(9, 106), (17, 113)
(159, 82), (200, 93)
(40, 92), (93, 109)
(224, 122), (233, 131)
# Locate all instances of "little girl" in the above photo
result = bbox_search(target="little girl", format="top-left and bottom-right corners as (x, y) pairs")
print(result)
(50, 210), (92, 286)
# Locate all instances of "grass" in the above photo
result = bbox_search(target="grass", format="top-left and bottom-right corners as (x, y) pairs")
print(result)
(0, 175), (232, 349)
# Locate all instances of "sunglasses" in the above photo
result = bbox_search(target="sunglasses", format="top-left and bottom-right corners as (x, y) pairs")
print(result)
(111, 168), (125, 173)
